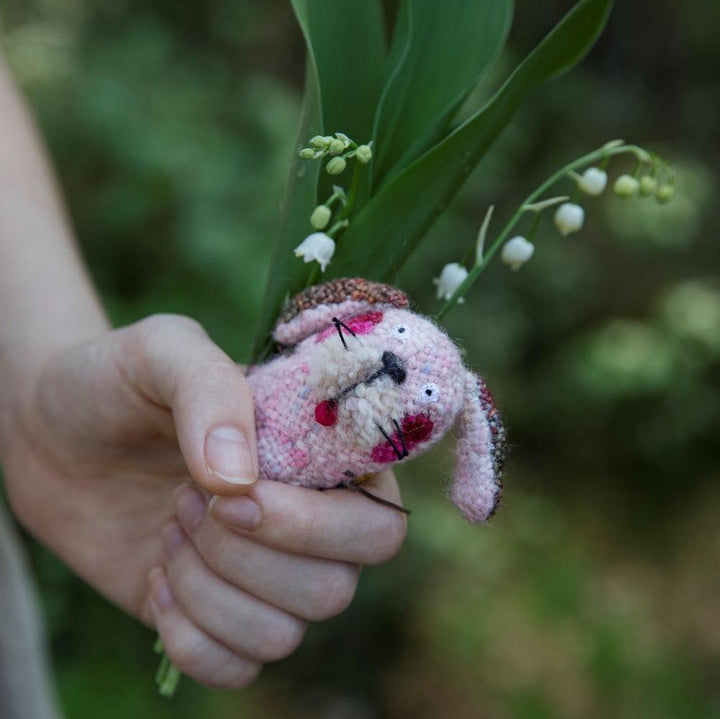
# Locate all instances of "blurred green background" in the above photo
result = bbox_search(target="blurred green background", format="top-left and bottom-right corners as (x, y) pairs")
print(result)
(2, 0), (719, 717)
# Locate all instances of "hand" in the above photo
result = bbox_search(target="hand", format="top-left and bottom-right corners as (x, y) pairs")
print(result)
(0, 314), (407, 689)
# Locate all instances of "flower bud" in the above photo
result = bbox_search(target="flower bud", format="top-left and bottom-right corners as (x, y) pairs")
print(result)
(577, 167), (607, 196)
(325, 157), (346, 175)
(501, 236), (535, 271)
(656, 183), (675, 204)
(299, 148), (316, 159)
(613, 174), (640, 198)
(310, 205), (332, 229)
(553, 202), (585, 236)
(355, 144), (373, 164)
(639, 176), (657, 196)
(309, 135), (331, 149)
(433, 263), (468, 302)
(329, 139), (345, 155)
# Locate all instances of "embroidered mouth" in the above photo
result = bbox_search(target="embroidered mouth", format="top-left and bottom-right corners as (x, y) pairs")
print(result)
(371, 414), (434, 463)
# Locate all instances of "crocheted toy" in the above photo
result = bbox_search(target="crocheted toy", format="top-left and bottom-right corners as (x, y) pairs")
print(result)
(247, 278), (506, 523)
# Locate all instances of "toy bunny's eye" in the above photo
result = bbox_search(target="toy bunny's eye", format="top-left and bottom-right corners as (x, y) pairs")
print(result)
(421, 383), (440, 404)
(393, 324), (408, 341)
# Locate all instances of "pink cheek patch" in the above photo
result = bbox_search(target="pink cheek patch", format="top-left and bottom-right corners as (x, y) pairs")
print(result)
(314, 311), (384, 343)
(371, 442), (401, 464)
(371, 413), (434, 463)
(402, 413), (434, 443)
(345, 311), (383, 335)
(315, 399), (338, 426)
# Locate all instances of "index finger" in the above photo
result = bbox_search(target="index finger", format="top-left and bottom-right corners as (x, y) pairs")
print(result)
(208, 471), (407, 565)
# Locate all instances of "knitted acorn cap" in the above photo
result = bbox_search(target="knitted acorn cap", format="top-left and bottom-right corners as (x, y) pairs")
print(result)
(274, 278), (410, 346)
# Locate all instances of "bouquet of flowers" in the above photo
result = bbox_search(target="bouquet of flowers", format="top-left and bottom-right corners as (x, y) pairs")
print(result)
(156, 0), (675, 695)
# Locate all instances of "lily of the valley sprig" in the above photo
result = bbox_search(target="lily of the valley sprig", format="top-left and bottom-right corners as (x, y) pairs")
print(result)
(434, 141), (676, 320)
(294, 133), (372, 275)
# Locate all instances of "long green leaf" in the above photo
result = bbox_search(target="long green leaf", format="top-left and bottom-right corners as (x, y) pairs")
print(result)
(330, 0), (613, 281)
(299, 0), (386, 200)
(250, 0), (386, 360)
(249, 60), (322, 362)
(372, 0), (513, 187)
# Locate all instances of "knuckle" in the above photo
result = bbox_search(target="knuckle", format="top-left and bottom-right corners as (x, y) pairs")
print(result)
(295, 503), (321, 556)
(258, 615), (307, 662)
(308, 564), (359, 620)
(118, 314), (207, 388)
(129, 314), (204, 350)
(206, 526), (239, 578)
(186, 360), (248, 396)
(207, 660), (262, 690)
(163, 629), (207, 677)
(367, 512), (407, 565)
(166, 562), (194, 609)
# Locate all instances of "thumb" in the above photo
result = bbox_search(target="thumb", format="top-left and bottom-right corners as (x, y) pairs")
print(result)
(119, 315), (258, 496)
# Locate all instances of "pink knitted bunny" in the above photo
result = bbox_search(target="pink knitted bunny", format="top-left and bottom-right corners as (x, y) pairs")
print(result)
(247, 278), (506, 523)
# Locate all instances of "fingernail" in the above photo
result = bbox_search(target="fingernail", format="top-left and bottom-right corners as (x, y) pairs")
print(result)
(150, 568), (173, 610)
(209, 495), (262, 531)
(161, 521), (185, 559)
(205, 426), (257, 485)
(176, 485), (206, 533)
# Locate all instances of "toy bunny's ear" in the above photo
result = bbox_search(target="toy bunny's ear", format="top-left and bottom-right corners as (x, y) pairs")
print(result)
(451, 372), (506, 523)
(273, 277), (409, 346)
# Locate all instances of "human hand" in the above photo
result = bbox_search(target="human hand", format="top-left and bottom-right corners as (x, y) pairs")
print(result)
(0, 314), (407, 689)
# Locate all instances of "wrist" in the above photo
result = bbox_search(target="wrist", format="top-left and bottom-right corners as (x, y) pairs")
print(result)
(0, 310), (109, 468)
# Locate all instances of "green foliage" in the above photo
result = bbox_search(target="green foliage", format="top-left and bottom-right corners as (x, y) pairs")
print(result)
(252, 0), (613, 358)
(332, 0), (613, 280)
(371, 0), (513, 184)
(252, 0), (386, 360)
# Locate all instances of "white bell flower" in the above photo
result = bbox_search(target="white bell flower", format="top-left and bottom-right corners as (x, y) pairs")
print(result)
(501, 236), (535, 271)
(434, 262), (468, 302)
(577, 167), (608, 196)
(294, 232), (336, 271)
(554, 202), (585, 236)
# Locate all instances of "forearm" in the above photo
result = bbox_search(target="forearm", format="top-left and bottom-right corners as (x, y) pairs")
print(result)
(0, 55), (107, 388)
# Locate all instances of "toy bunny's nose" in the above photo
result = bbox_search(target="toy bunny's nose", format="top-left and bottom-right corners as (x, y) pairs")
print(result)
(382, 350), (406, 385)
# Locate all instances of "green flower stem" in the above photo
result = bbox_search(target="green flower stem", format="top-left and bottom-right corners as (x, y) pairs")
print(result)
(325, 188), (347, 208)
(301, 163), (362, 290)
(154, 641), (182, 698)
(435, 144), (652, 321)
(527, 208), (542, 239)
(337, 159), (363, 222)
(158, 662), (181, 698)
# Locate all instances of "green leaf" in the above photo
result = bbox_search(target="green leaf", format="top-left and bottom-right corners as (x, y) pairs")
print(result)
(330, 0), (613, 281)
(249, 61), (322, 362)
(303, 0), (385, 141)
(372, 0), (513, 187)
(297, 0), (386, 199)
(251, 0), (387, 360)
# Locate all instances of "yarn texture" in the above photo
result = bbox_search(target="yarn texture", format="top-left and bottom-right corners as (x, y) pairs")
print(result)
(247, 278), (506, 523)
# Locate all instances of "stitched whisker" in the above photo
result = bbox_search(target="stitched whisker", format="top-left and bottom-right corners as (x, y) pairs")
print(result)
(336, 357), (389, 400)
(377, 424), (404, 461)
(331, 317), (348, 350)
(336, 318), (357, 338)
(392, 419), (409, 457)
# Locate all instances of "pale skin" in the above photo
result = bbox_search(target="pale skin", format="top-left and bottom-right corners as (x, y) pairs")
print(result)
(0, 58), (407, 689)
